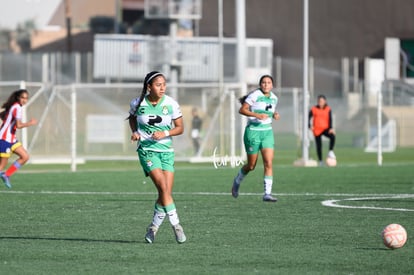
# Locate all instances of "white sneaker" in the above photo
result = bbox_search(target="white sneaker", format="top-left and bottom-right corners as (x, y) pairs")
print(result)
(172, 224), (186, 244)
(328, 150), (336, 159)
(145, 224), (158, 243)
(263, 194), (278, 202)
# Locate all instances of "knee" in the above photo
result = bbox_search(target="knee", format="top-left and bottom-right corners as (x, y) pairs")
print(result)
(20, 154), (30, 164)
(263, 160), (273, 170)
(244, 163), (256, 172)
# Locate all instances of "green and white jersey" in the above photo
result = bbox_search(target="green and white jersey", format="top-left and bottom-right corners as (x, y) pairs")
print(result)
(245, 89), (278, 130)
(129, 95), (182, 152)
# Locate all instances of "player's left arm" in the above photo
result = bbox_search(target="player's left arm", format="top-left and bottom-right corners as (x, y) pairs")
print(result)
(272, 98), (280, 120)
(170, 117), (184, 136)
(328, 109), (335, 134)
(152, 117), (184, 140)
(16, 118), (37, 129)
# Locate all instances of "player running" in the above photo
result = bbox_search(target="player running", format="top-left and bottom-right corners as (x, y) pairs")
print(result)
(308, 95), (336, 166)
(128, 71), (186, 244)
(0, 89), (37, 188)
(232, 75), (280, 202)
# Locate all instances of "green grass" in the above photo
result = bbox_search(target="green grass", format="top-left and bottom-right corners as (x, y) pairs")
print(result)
(0, 160), (414, 274)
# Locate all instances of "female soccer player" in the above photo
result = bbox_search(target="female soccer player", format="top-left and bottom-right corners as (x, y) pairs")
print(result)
(308, 95), (336, 166)
(128, 71), (186, 244)
(231, 75), (280, 202)
(0, 89), (37, 188)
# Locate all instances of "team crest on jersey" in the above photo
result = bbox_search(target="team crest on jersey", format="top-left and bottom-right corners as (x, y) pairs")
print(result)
(162, 106), (169, 115)
(146, 159), (153, 168)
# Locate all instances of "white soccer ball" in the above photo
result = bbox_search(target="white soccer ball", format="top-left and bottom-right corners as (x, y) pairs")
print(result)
(382, 223), (407, 249)
(325, 157), (337, 167)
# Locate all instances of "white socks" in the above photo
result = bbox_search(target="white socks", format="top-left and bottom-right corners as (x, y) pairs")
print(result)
(264, 176), (273, 195)
(152, 204), (166, 228)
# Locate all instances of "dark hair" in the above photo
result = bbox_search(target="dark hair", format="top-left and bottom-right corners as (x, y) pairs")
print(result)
(0, 89), (28, 120)
(317, 94), (327, 100)
(259, 74), (274, 85)
(239, 75), (274, 104)
(130, 71), (165, 117)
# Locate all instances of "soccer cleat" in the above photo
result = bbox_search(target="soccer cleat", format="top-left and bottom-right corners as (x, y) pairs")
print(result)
(145, 224), (158, 243)
(328, 150), (336, 159)
(231, 178), (240, 198)
(172, 224), (186, 244)
(1, 173), (11, 189)
(263, 194), (278, 202)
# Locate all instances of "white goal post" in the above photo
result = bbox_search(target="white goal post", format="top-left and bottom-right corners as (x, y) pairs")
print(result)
(23, 82), (246, 171)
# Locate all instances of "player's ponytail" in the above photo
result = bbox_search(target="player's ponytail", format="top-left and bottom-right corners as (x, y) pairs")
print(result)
(128, 71), (164, 118)
(239, 94), (249, 104)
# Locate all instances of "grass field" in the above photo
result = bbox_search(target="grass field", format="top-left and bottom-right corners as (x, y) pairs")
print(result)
(0, 155), (413, 274)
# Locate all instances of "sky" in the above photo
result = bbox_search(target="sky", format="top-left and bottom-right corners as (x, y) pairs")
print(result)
(0, 0), (60, 30)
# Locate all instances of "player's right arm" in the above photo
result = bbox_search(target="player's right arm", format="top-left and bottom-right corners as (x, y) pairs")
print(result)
(239, 102), (268, 120)
(128, 115), (140, 141)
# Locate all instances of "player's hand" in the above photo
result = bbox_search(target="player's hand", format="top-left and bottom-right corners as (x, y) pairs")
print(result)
(256, 113), (268, 120)
(152, 131), (167, 140)
(131, 132), (140, 142)
(328, 128), (335, 135)
(273, 112), (280, 120)
(29, 118), (38, 126)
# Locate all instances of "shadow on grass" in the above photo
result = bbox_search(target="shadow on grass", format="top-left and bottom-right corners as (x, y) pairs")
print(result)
(0, 236), (142, 244)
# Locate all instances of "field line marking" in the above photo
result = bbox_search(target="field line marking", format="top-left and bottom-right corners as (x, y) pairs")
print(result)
(322, 195), (414, 212)
(0, 190), (413, 197)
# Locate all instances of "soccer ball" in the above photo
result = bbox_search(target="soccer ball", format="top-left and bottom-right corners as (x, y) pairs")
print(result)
(382, 224), (407, 249)
(325, 157), (337, 167)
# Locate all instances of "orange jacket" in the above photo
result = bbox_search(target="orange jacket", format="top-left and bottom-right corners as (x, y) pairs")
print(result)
(309, 105), (332, 136)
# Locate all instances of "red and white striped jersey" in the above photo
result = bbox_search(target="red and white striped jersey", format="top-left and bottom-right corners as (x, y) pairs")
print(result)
(0, 103), (22, 143)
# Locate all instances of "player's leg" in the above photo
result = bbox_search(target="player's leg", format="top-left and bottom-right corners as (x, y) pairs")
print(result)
(161, 170), (186, 243)
(159, 152), (186, 243)
(232, 127), (260, 198)
(260, 131), (277, 202)
(322, 130), (336, 159)
(0, 157), (8, 171)
(144, 168), (169, 243)
(137, 148), (168, 243)
(192, 137), (200, 154)
(0, 157), (10, 188)
(1, 143), (27, 188)
(314, 134), (323, 165)
(232, 153), (258, 198)
(0, 140), (12, 188)
(5, 144), (29, 177)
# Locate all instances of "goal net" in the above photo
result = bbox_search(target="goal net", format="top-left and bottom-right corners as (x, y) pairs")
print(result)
(23, 82), (246, 171)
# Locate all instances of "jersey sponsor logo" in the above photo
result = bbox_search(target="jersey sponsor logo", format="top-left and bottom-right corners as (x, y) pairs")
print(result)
(265, 104), (272, 111)
(147, 115), (162, 126)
